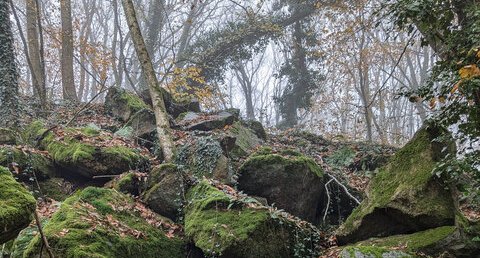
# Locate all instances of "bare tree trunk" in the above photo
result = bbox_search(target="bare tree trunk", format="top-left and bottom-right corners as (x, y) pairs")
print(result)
(60, 0), (77, 102)
(122, 0), (175, 162)
(0, 0), (19, 128)
(26, 0), (46, 107)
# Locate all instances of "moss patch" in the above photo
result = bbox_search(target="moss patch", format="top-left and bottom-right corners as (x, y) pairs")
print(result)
(24, 187), (184, 258)
(227, 121), (262, 157)
(242, 152), (323, 178)
(354, 226), (456, 252)
(0, 166), (36, 244)
(340, 246), (413, 258)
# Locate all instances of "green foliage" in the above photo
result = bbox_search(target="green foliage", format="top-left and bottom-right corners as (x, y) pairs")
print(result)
(24, 187), (184, 258)
(383, 0), (480, 190)
(325, 147), (356, 169)
(175, 136), (224, 178)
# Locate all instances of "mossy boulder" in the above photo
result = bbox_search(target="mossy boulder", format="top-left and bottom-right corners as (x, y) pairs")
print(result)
(107, 171), (146, 196)
(41, 128), (149, 179)
(0, 166), (37, 244)
(0, 128), (16, 144)
(336, 126), (456, 244)
(124, 108), (156, 139)
(23, 187), (185, 258)
(143, 164), (185, 221)
(105, 87), (151, 122)
(242, 120), (267, 140)
(339, 246), (413, 258)
(222, 121), (262, 158)
(184, 180), (322, 257)
(238, 149), (324, 223)
(176, 136), (232, 183)
(0, 145), (55, 181)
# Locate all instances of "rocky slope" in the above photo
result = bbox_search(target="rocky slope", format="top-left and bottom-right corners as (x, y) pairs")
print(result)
(0, 88), (478, 258)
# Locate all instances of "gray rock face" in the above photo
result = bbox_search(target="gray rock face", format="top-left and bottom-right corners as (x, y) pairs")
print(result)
(238, 151), (324, 223)
(177, 111), (238, 131)
(144, 164), (185, 221)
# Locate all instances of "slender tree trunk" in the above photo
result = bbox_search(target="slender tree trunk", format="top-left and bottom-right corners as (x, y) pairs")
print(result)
(122, 0), (175, 162)
(0, 0), (19, 127)
(60, 0), (77, 102)
(26, 0), (46, 107)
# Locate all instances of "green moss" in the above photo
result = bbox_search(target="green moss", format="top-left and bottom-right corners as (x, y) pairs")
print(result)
(243, 153), (324, 178)
(80, 126), (100, 137)
(18, 120), (48, 146)
(102, 146), (142, 164)
(24, 187), (184, 258)
(38, 178), (70, 201)
(341, 246), (413, 258)
(185, 181), (270, 255)
(0, 146), (54, 180)
(47, 139), (96, 163)
(120, 91), (150, 113)
(0, 166), (36, 244)
(325, 146), (356, 168)
(340, 128), (454, 233)
(354, 226), (456, 253)
(228, 122), (261, 157)
(148, 163), (178, 188)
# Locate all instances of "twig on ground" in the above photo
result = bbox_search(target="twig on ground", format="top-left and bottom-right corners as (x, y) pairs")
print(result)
(323, 179), (334, 222)
(34, 209), (55, 258)
(326, 173), (361, 205)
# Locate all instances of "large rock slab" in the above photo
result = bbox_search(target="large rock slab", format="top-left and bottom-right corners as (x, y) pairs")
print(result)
(238, 149), (324, 223)
(105, 87), (151, 122)
(39, 126), (150, 179)
(336, 125), (456, 244)
(0, 166), (36, 244)
(177, 110), (238, 131)
(184, 180), (323, 257)
(23, 187), (185, 258)
(143, 164), (185, 221)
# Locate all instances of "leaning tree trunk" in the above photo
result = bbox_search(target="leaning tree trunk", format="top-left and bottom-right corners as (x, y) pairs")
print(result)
(0, 0), (19, 128)
(60, 0), (77, 102)
(122, 0), (175, 162)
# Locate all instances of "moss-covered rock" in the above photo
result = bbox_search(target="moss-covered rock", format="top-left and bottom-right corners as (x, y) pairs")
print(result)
(336, 126), (456, 244)
(224, 121), (262, 158)
(105, 87), (151, 122)
(184, 180), (322, 257)
(0, 166), (36, 244)
(238, 149), (324, 223)
(41, 127), (149, 179)
(106, 171), (147, 196)
(241, 120), (267, 140)
(143, 164), (185, 221)
(23, 187), (185, 258)
(351, 226), (456, 256)
(0, 145), (55, 181)
(176, 136), (232, 183)
(0, 127), (16, 144)
(178, 110), (238, 131)
(339, 246), (413, 258)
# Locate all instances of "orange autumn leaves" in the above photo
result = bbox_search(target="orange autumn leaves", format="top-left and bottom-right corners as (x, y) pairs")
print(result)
(429, 50), (480, 109)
